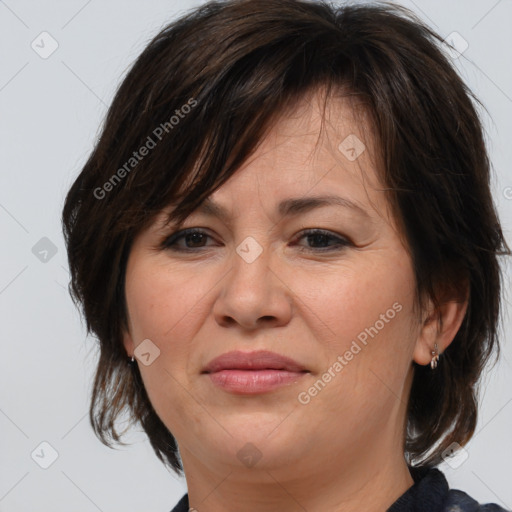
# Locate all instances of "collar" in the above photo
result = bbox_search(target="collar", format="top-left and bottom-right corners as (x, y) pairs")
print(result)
(387, 466), (449, 511)
(171, 466), (451, 512)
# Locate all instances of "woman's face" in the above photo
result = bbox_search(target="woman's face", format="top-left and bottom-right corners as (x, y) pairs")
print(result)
(123, 92), (431, 479)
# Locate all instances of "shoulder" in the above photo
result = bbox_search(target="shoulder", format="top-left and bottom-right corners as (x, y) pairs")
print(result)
(444, 489), (510, 512)
(402, 466), (509, 512)
(169, 493), (189, 512)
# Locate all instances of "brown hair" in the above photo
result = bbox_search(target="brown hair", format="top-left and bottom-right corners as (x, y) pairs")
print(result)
(62, 0), (510, 474)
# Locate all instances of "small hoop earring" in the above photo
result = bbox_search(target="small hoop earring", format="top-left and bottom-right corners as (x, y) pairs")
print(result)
(430, 343), (440, 369)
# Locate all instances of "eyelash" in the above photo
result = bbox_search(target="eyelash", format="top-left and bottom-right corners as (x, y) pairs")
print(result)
(161, 228), (351, 253)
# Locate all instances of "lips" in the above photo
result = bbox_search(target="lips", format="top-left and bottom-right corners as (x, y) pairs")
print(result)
(202, 350), (309, 394)
(202, 350), (308, 373)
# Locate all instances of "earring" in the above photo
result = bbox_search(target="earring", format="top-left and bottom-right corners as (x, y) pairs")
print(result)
(430, 343), (439, 369)
(128, 355), (135, 366)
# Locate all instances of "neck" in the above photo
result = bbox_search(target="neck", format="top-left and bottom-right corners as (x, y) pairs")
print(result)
(180, 442), (414, 511)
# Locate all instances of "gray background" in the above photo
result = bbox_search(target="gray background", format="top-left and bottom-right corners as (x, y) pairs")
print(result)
(0, 0), (511, 511)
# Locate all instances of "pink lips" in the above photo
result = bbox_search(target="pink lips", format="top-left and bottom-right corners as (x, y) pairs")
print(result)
(202, 350), (309, 394)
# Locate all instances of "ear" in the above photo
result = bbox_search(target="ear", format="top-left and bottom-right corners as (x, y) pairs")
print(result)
(413, 286), (469, 366)
(122, 328), (135, 359)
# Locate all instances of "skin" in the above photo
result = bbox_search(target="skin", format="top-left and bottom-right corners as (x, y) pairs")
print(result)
(123, 90), (468, 512)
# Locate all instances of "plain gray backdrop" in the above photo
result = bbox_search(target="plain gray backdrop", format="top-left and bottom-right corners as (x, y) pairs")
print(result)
(1, 1), (511, 511)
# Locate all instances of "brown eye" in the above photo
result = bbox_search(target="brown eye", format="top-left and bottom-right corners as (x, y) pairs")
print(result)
(295, 229), (351, 252)
(161, 228), (351, 253)
(162, 229), (215, 251)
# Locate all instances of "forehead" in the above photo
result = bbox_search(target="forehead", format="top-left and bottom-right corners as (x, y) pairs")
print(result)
(149, 88), (396, 234)
(201, 90), (388, 218)
(234, 89), (382, 192)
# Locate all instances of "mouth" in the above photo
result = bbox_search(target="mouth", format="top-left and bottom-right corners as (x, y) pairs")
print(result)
(202, 350), (309, 394)
(202, 349), (308, 373)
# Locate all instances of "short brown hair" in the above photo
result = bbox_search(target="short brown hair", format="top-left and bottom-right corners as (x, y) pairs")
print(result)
(62, 0), (510, 474)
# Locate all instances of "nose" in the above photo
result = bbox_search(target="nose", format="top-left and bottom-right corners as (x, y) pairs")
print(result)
(212, 241), (293, 330)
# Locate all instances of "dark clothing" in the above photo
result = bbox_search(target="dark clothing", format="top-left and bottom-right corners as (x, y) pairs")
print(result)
(170, 466), (510, 511)
(387, 466), (509, 511)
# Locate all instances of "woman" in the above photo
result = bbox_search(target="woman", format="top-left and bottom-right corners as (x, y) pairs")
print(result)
(62, 0), (511, 510)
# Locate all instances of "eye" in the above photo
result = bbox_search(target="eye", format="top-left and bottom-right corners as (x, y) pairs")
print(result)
(161, 228), (351, 253)
(293, 229), (352, 252)
(161, 228), (214, 251)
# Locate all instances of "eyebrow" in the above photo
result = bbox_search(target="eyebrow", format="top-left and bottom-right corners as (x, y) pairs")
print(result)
(194, 194), (370, 222)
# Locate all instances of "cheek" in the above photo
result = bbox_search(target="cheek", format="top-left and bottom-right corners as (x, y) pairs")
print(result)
(292, 255), (415, 353)
(125, 257), (211, 346)
(293, 253), (417, 407)
(124, 258), (214, 437)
